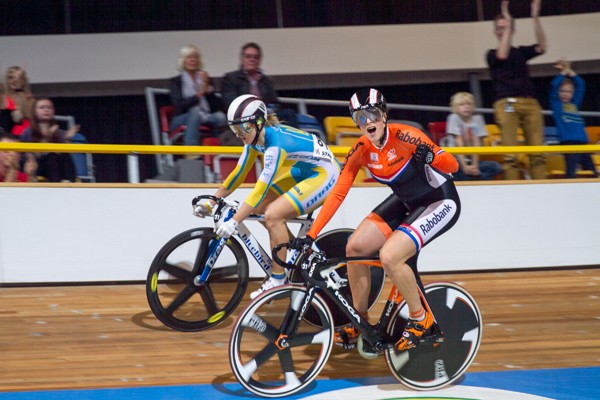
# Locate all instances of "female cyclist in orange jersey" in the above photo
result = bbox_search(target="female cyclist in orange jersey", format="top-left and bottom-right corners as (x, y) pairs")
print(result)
(294, 88), (460, 353)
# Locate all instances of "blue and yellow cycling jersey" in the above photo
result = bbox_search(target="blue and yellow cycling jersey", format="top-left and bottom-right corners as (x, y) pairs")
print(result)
(222, 124), (337, 210)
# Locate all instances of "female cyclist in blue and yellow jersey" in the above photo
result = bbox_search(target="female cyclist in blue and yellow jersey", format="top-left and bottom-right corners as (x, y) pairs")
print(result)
(193, 94), (340, 299)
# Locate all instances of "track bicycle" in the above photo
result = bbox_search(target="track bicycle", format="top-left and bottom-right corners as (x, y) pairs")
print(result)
(228, 241), (482, 398)
(146, 195), (385, 332)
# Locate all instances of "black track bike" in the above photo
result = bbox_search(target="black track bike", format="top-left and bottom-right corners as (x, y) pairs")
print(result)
(228, 241), (482, 398)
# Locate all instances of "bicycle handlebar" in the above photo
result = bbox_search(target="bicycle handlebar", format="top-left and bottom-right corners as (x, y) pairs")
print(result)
(272, 242), (328, 289)
(192, 194), (240, 224)
(192, 194), (240, 210)
(272, 242), (297, 269)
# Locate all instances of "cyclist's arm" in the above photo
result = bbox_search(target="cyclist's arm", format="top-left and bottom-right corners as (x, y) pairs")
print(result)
(411, 127), (459, 173)
(307, 142), (364, 238)
(431, 147), (459, 174)
(222, 145), (260, 192)
(232, 145), (286, 224)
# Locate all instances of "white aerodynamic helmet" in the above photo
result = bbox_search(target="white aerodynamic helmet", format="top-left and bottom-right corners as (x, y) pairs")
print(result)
(227, 94), (268, 130)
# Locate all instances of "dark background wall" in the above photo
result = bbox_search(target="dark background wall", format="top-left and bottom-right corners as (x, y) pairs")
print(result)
(2, 1), (600, 35)
(3, 1), (600, 182)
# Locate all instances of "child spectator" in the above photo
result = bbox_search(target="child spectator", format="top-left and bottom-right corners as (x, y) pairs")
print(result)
(549, 59), (598, 178)
(0, 128), (37, 182)
(20, 98), (77, 182)
(446, 92), (502, 181)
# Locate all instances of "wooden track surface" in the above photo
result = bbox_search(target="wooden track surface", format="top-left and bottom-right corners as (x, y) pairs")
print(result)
(1, 268), (599, 392)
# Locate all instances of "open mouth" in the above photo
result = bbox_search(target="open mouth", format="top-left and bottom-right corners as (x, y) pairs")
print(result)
(367, 126), (377, 135)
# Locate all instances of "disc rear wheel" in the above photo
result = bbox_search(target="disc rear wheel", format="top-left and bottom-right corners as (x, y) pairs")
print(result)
(385, 282), (482, 390)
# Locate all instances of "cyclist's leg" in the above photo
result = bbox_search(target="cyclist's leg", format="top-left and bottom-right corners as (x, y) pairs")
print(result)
(266, 164), (339, 272)
(332, 195), (406, 347)
(248, 172), (300, 300)
(264, 195), (302, 274)
(346, 194), (409, 317)
(380, 233), (421, 315)
(261, 169), (300, 274)
(390, 183), (461, 349)
(345, 217), (387, 317)
(252, 166), (295, 217)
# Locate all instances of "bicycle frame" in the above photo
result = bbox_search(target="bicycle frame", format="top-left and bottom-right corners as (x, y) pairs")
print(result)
(193, 196), (314, 286)
(276, 249), (443, 353)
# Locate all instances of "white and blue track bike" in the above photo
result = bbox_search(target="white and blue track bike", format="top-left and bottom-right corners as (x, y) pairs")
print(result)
(146, 195), (385, 332)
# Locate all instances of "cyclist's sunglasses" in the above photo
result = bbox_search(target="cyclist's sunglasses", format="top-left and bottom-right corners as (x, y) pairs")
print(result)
(229, 121), (256, 137)
(351, 106), (385, 126)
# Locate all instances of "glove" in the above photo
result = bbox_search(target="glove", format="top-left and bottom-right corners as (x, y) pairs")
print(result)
(414, 144), (435, 164)
(291, 235), (314, 250)
(216, 218), (238, 238)
(193, 199), (214, 218)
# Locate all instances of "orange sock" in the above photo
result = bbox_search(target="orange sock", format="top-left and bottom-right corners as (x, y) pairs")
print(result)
(409, 308), (425, 321)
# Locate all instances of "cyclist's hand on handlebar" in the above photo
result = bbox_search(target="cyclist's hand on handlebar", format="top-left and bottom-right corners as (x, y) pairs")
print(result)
(193, 199), (215, 218)
(291, 235), (314, 249)
(414, 144), (435, 165)
(216, 218), (238, 238)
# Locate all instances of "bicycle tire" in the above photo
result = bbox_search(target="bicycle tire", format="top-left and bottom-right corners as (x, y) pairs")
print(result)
(384, 282), (482, 390)
(293, 228), (386, 327)
(229, 285), (334, 398)
(146, 227), (249, 332)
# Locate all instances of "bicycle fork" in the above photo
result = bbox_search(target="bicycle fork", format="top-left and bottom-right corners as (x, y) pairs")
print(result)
(193, 236), (228, 286)
(273, 284), (320, 350)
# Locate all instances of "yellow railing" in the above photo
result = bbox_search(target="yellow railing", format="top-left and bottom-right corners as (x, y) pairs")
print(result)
(2, 142), (599, 183)
(2, 142), (600, 155)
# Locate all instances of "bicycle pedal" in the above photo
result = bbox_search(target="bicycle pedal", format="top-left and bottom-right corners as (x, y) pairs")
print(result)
(419, 334), (435, 344)
(336, 342), (357, 350)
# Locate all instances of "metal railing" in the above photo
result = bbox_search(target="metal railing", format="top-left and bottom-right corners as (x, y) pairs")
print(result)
(145, 86), (600, 165)
(278, 96), (600, 118)
(2, 141), (600, 184)
(6, 87), (593, 183)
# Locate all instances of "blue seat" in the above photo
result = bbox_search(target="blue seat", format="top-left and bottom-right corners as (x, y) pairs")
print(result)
(296, 113), (326, 142)
(544, 126), (559, 144)
(70, 133), (95, 182)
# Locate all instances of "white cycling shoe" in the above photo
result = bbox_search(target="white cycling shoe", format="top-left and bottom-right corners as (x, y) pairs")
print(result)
(250, 276), (287, 300)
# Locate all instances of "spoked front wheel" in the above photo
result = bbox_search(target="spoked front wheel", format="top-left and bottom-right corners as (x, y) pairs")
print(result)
(146, 227), (249, 332)
(229, 285), (334, 398)
(385, 282), (482, 390)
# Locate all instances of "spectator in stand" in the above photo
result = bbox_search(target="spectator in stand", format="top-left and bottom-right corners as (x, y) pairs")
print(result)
(20, 98), (77, 182)
(0, 128), (37, 182)
(486, 0), (547, 180)
(1, 78), (17, 132)
(169, 44), (226, 151)
(221, 42), (297, 129)
(549, 59), (597, 178)
(446, 92), (502, 181)
(4, 66), (35, 135)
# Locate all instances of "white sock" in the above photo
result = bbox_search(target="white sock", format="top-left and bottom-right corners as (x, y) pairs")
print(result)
(271, 272), (286, 281)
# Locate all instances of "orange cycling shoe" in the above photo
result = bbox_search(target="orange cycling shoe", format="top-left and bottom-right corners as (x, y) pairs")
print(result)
(334, 324), (360, 347)
(395, 311), (434, 351)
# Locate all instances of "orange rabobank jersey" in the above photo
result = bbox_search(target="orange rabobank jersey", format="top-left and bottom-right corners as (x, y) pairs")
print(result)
(308, 123), (458, 238)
